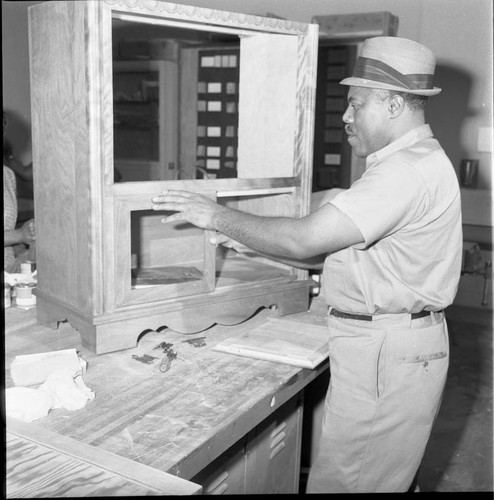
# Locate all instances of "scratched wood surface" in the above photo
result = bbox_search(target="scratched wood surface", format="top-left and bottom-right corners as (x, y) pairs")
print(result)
(6, 418), (201, 497)
(5, 298), (329, 481)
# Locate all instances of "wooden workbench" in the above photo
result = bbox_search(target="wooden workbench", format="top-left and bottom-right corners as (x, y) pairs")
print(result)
(5, 298), (330, 495)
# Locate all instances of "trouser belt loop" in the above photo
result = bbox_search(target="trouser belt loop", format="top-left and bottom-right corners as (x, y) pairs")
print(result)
(329, 308), (443, 321)
(411, 310), (434, 320)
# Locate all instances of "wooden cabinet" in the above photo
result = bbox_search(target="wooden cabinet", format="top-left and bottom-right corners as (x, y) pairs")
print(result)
(192, 395), (303, 494)
(28, 0), (318, 354)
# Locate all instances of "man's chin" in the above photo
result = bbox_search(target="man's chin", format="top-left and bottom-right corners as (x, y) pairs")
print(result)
(347, 135), (368, 158)
(350, 145), (367, 158)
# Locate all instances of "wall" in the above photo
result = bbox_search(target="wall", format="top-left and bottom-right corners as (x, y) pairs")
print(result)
(2, 0), (40, 164)
(3, 0), (493, 184)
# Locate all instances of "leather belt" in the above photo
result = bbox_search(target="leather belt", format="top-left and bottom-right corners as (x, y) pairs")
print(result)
(329, 308), (442, 322)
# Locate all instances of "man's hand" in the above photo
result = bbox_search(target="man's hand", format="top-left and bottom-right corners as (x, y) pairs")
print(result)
(20, 219), (36, 245)
(151, 190), (223, 230)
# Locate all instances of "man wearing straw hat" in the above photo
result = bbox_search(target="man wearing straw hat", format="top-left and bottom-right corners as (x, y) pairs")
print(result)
(151, 36), (462, 493)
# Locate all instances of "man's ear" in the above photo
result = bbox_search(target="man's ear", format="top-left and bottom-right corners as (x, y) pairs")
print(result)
(388, 93), (406, 118)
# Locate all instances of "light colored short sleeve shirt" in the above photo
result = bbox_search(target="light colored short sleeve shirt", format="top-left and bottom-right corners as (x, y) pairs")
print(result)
(322, 125), (462, 314)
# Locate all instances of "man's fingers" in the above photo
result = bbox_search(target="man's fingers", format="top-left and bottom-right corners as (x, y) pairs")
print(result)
(152, 190), (198, 202)
(150, 190), (216, 231)
(160, 189), (192, 197)
(160, 212), (186, 224)
(152, 200), (187, 211)
(151, 191), (205, 213)
(152, 196), (185, 205)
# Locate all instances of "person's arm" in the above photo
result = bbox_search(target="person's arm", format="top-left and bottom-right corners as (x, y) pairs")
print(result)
(4, 219), (35, 247)
(210, 233), (326, 270)
(151, 190), (364, 260)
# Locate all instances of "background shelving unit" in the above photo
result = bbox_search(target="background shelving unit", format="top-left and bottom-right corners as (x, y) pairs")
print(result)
(312, 44), (356, 191)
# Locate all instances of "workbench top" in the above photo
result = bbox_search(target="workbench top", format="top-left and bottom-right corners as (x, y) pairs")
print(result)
(5, 298), (330, 481)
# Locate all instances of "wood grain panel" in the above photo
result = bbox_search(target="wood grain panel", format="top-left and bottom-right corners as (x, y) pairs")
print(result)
(213, 317), (330, 368)
(233, 192), (296, 219)
(6, 418), (202, 496)
(29, 2), (82, 309)
(113, 198), (133, 307)
(237, 33), (298, 179)
(89, 0), (114, 315)
(134, 215), (206, 268)
(292, 24), (319, 282)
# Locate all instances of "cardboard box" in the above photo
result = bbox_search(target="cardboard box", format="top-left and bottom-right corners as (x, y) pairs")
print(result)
(312, 12), (399, 39)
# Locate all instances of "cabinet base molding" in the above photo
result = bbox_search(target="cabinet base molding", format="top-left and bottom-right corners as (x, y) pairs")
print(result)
(36, 282), (312, 354)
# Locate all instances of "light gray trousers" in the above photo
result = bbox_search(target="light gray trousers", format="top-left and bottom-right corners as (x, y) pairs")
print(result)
(306, 310), (449, 493)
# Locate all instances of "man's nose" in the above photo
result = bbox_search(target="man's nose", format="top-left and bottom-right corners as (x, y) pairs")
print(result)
(342, 106), (353, 123)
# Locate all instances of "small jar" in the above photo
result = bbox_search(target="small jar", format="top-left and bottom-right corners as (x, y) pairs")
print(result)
(15, 282), (37, 307)
(20, 260), (36, 275)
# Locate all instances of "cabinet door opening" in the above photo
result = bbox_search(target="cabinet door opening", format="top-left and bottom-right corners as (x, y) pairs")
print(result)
(114, 207), (216, 307)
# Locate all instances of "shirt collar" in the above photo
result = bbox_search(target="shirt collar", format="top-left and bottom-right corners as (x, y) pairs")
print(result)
(366, 124), (433, 168)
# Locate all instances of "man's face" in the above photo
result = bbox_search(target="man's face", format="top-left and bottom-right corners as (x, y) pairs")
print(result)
(342, 87), (392, 158)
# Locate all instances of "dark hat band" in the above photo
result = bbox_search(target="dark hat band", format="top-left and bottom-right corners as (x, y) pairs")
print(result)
(353, 56), (434, 91)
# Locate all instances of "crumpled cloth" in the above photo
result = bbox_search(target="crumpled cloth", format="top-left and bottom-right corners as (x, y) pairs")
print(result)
(5, 369), (95, 422)
(4, 270), (37, 287)
(39, 368), (95, 411)
(5, 387), (53, 423)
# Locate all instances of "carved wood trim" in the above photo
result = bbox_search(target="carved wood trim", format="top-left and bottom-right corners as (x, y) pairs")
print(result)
(103, 0), (310, 34)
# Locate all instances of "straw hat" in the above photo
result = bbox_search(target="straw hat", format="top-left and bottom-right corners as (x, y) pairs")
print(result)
(340, 36), (441, 96)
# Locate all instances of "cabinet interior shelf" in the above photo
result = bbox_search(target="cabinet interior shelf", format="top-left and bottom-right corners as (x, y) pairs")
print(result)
(109, 177), (300, 197)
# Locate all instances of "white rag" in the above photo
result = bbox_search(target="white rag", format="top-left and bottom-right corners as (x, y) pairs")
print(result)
(6, 369), (95, 422)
